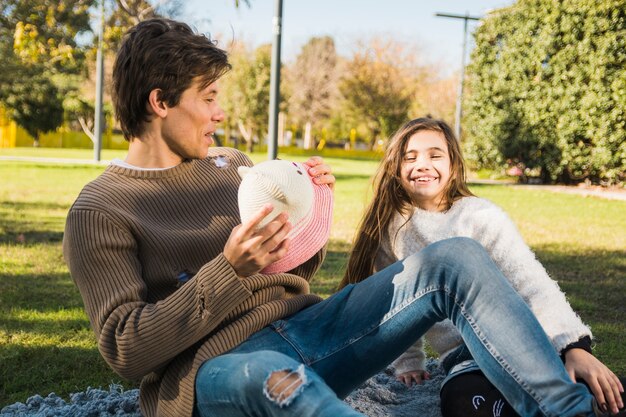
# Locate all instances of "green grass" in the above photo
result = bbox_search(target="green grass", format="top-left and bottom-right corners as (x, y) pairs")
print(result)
(1, 147), (625, 408)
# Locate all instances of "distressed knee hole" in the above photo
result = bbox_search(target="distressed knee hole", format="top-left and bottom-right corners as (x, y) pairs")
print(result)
(263, 364), (308, 407)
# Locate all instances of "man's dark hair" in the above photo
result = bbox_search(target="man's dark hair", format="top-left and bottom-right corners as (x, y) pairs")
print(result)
(112, 18), (231, 140)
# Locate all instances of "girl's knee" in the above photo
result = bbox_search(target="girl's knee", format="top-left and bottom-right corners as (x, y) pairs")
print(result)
(402, 237), (496, 292)
(405, 237), (486, 273)
(423, 238), (493, 275)
(428, 237), (486, 260)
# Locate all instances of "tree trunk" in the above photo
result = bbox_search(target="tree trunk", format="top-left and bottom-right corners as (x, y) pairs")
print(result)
(238, 120), (254, 153)
(368, 127), (380, 151)
(303, 122), (313, 149)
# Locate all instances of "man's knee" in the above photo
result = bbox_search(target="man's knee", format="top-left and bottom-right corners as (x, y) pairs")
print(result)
(264, 364), (308, 407)
(241, 351), (309, 407)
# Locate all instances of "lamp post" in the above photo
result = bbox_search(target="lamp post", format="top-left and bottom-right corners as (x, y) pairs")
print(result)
(435, 12), (480, 141)
(94, 0), (105, 162)
(267, 0), (283, 160)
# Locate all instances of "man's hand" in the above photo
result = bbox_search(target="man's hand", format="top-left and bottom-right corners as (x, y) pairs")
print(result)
(224, 204), (292, 277)
(565, 348), (624, 415)
(396, 370), (431, 387)
(304, 156), (335, 190)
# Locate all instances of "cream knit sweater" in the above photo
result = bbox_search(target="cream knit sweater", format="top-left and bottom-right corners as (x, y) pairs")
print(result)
(63, 147), (324, 417)
(376, 197), (591, 375)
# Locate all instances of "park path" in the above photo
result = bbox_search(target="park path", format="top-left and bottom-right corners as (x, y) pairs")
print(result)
(0, 155), (109, 165)
(2, 155), (625, 201)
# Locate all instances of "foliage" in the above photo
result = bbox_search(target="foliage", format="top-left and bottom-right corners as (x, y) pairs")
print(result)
(0, 0), (185, 145)
(221, 43), (272, 152)
(338, 38), (415, 149)
(411, 72), (457, 126)
(5, 0), (94, 73)
(465, 0), (626, 185)
(0, 1), (460, 150)
(0, 0), (95, 144)
(217, 34), (451, 149)
(104, 0), (182, 52)
(2, 73), (64, 144)
(285, 36), (339, 138)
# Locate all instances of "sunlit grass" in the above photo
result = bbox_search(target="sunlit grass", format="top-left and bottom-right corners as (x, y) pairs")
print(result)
(1, 148), (624, 408)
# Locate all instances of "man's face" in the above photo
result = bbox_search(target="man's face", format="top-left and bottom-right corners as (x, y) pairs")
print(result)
(160, 78), (225, 161)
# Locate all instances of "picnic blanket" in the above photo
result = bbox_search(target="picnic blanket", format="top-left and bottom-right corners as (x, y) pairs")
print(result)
(1, 360), (444, 417)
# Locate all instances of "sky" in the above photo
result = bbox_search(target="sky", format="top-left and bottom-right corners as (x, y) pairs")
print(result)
(181, 0), (516, 70)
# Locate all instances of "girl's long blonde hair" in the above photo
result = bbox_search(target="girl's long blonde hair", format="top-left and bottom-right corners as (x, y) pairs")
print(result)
(339, 117), (474, 288)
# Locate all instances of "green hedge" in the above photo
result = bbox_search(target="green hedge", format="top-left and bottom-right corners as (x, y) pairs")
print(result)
(15, 130), (128, 150)
(465, 0), (625, 185)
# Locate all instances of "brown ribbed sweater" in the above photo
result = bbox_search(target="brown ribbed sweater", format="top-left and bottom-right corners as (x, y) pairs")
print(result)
(63, 147), (324, 417)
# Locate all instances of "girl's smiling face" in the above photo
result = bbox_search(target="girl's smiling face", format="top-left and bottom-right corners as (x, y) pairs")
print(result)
(399, 130), (452, 212)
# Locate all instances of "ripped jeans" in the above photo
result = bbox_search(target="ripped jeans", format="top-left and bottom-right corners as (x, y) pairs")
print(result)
(194, 238), (595, 417)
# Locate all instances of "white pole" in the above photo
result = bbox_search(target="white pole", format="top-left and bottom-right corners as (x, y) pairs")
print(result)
(94, 0), (105, 161)
(267, 0), (283, 160)
(454, 15), (469, 141)
(435, 12), (480, 141)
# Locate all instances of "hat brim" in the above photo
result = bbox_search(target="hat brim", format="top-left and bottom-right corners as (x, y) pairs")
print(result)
(261, 166), (333, 274)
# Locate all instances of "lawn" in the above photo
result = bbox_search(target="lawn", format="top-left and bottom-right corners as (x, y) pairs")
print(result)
(1, 148), (625, 408)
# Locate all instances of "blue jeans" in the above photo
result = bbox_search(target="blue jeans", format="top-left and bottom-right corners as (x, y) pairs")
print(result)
(195, 237), (595, 417)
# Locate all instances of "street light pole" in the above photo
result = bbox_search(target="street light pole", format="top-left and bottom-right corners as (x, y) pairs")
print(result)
(94, 0), (105, 162)
(267, 0), (283, 160)
(435, 12), (480, 141)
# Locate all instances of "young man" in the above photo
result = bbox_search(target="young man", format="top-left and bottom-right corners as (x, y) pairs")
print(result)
(63, 18), (621, 417)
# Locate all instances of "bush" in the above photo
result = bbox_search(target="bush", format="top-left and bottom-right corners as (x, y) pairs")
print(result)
(465, 0), (626, 185)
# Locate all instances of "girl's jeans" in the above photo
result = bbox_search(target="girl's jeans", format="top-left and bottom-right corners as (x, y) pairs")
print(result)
(195, 238), (594, 417)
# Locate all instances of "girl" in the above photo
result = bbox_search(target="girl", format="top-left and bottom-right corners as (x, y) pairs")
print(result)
(340, 117), (625, 417)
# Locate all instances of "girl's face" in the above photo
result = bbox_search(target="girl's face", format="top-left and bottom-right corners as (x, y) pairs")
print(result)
(399, 130), (452, 212)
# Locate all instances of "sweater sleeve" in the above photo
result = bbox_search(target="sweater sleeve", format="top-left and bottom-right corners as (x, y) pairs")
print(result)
(63, 209), (253, 380)
(471, 200), (592, 353)
(374, 238), (399, 273)
(392, 338), (427, 374)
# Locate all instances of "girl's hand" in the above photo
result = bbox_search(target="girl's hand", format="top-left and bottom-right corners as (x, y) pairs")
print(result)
(303, 156), (335, 190)
(396, 370), (431, 387)
(223, 204), (292, 277)
(564, 348), (624, 415)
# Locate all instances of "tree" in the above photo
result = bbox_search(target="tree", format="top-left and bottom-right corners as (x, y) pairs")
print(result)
(338, 38), (416, 149)
(221, 43), (272, 153)
(104, 0), (182, 51)
(411, 72), (457, 126)
(3, 72), (64, 146)
(0, 0), (236, 146)
(465, 0), (626, 185)
(285, 36), (339, 143)
(0, 0), (94, 144)
(5, 0), (94, 73)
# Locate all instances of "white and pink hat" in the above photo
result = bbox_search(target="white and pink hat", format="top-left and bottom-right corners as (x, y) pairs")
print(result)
(237, 159), (334, 274)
